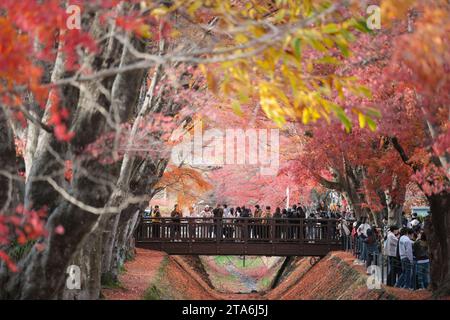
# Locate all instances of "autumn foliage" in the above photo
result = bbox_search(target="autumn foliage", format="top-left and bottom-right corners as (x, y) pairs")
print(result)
(0, 0), (448, 298)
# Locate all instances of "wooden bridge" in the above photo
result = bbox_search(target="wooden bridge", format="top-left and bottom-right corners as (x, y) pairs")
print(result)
(135, 217), (343, 256)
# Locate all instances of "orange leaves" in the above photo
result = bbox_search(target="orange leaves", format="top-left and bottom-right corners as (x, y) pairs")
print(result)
(157, 165), (212, 207)
(199, 64), (219, 94)
(0, 16), (43, 105)
(159, 165), (211, 191)
(381, 0), (416, 22)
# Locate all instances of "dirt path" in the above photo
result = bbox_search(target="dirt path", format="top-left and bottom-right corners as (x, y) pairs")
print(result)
(102, 249), (165, 300)
(102, 248), (262, 300)
(103, 249), (436, 300)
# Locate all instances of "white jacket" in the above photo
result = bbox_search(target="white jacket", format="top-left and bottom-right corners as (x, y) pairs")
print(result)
(357, 223), (371, 237)
(398, 235), (414, 262)
(384, 232), (398, 257)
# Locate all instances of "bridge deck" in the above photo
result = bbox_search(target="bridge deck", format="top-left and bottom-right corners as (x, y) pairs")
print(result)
(135, 217), (343, 256)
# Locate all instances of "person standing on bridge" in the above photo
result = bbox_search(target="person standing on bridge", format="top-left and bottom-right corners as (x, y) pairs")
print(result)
(281, 208), (288, 239)
(213, 204), (224, 218)
(305, 211), (316, 241)
(234, 207), (243, 239)
(294, 205), (305, 239)
(253, 205), (263, 239)
(273, 207), (282, 239)
(201, 205), (214, 238)
(213, 204), (224, 238)
(223, 204), (230, 217)
(151, 205), (161, 239)
(297, 205), (306, 219)
(170, 204), (182, 241)
(188, 205), (197, 239)
(223, 205), (234, 239)
(240, 206), (252, 240)
(287, 208), (297, 240)
(262, 206), (272, 240)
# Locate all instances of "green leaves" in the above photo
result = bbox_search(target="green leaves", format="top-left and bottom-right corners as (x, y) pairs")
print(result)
(330, 103), (352, 132)
(358, 109), (381, 131)
(231, 101), (243, 116)
(292, 38), (302, 60)
(366, 117), (377, 131)
(351, 17), (373, 34)
(174, 0), (381, 133)
(322, 23), (340, 34)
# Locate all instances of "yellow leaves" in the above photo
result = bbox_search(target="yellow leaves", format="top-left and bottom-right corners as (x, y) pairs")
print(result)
(272, 8), (287, 22)
(164, 0), (381, 133)
(322, 23), (340, 34)
(187, 1), (203, 16)
(366, 117), (377, 131)
(302, 0), (313, 17)
(358, 112), (366, 129)
(334, 34), (350, 57)
(151, 7), (170, 17)
(235, 34), (249, 44)
(259, 83), (285, 126)
(333, 77), (344, 101)
(135, 24), (152, 39)
(356, 109), (380, 132)
(301, 103), (322, 125)
(199, 64), (218, 94)
(255, 58), (275, 76)
(330, 103), (352, 133)
(259, 82), (297, 126)
(302, 108), (310, 124)
(231, 100), (243, 116)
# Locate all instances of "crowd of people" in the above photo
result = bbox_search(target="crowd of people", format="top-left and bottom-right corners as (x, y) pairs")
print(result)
(155, 202), (355, 221)
(143, 202), (353, 242)
(339, 212), (429, 291)
(142, 203), (430, 290)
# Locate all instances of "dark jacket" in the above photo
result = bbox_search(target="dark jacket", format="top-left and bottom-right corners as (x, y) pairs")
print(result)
(413, 240), (429, 261)
(213, 207), (223, 218)
(364, 229), (379, 254)
(297, 207), (306, 219)
(171, 209), (181, 221)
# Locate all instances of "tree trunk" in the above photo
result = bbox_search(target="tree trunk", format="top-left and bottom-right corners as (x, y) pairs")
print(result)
(108, 207), (141, 281)
(0, 106), (19, 211)
(386, 201), (403, 227)
(426, 191), (450, 296)
(390, 136), (450, 296)
(61, 230), (103, 300)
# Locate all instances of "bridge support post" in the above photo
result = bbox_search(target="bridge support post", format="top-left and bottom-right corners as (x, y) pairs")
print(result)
(270, 219), (275, 255)
(216, 218), (220, 255)
(299, 219), (304, 243)
(327, 220), (333, 241)
(189, 218), (194, 254)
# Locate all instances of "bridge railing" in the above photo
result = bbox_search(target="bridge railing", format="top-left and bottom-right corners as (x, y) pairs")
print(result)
(135, 217), (340, 244)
